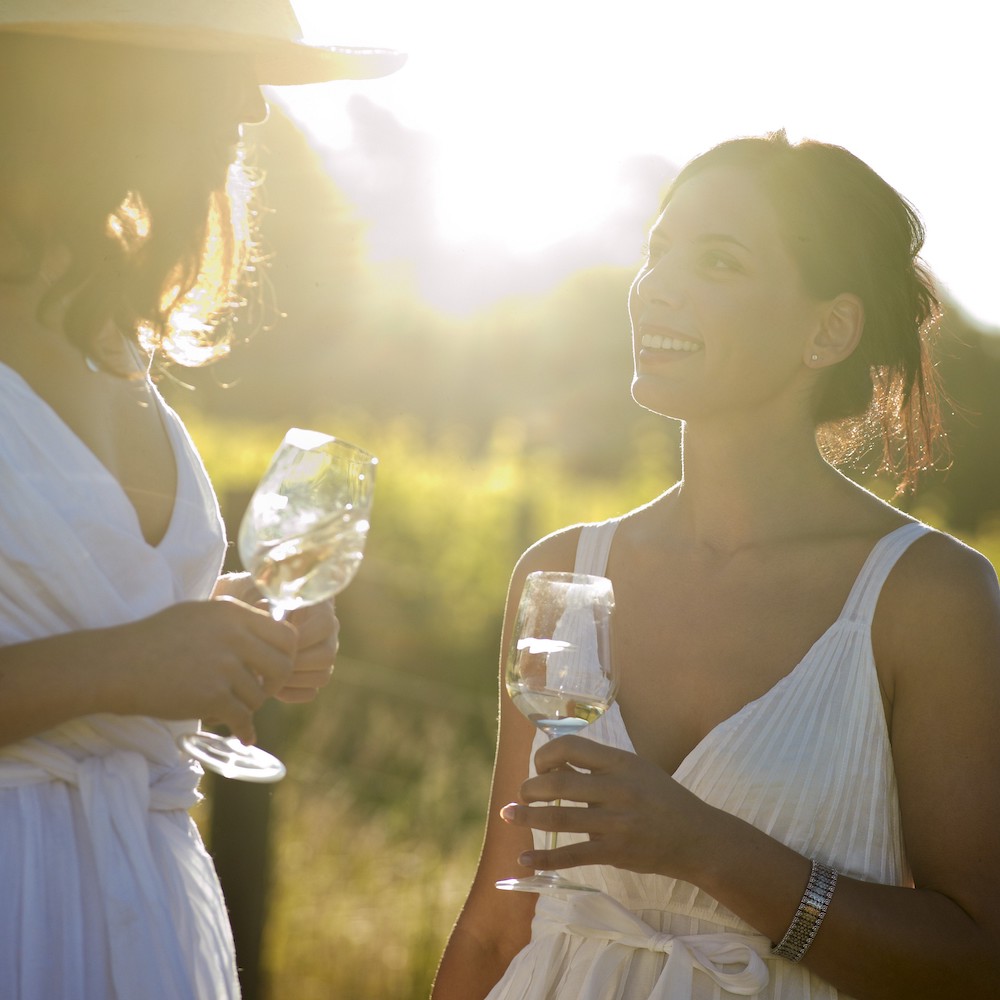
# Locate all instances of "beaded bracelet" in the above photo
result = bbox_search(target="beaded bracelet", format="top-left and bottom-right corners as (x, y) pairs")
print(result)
(771, 859), (839, 963)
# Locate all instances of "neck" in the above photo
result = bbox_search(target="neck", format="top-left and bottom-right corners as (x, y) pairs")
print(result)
(667, 410), (856, 556)
(0, 250), (148, 381)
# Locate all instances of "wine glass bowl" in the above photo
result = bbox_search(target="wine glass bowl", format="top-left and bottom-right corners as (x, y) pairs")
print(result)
(496, 570), (616, 893)
(238, 429), (376, 617)
(243, 509), (368, 614)
(178, 429), (377, 782)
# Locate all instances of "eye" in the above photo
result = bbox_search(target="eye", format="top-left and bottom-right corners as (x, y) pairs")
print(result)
(701, 250), (741, 273)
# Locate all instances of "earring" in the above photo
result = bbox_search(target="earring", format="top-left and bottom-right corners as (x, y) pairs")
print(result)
(810, 353), (820, 363)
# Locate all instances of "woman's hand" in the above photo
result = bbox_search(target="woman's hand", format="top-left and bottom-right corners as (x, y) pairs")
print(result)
(275, 600), (339, 703)
(211, 572), (339, 702)
(106, 597), (297, 745)
(500, 735), (713, 879)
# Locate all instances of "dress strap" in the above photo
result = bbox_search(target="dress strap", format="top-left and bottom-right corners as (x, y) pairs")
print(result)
(840, 521), (932, 626)
(574, 519), (620, 577)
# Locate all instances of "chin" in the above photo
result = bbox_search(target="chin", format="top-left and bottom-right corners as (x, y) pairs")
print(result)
(630, 373), (688, 421)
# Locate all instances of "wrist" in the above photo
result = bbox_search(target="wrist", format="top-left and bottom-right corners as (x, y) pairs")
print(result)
(770, 860), (839, 963)
(667, 796), (735, 885)
(673, 801), (772, 894)
(80, 622), (144, 716)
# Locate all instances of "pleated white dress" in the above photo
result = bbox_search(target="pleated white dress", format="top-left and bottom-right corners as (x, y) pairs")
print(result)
(488, 518), (928, 1000)
(0, 362), (240, 999)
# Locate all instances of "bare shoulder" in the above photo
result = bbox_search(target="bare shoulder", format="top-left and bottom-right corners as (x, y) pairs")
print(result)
(878, 528), (1000, 634)
(875, 525), (1000, 713)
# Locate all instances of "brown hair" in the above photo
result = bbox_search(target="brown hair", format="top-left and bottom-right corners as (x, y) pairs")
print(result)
(663, 130), (945, 494)
(0, 34), (259, 370)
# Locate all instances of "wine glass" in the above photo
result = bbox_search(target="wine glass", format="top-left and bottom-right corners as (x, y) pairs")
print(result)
(178, 428), (377, 782)
(496, 570), (616, 893)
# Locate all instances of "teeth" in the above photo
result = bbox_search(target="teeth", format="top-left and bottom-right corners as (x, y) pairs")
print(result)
(641, 334), (702, 352)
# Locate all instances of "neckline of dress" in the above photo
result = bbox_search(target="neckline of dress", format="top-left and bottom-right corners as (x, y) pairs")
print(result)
(0, 359), (183, 551)
(595, 520), (927, 779)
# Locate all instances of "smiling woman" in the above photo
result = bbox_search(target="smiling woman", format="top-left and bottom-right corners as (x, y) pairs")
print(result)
(630, 166), (830, 430)
(631, 134), (943, 494)
(432, 131), (1000, 1000)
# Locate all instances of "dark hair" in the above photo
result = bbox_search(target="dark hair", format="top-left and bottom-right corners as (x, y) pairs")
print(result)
(0, 34), (260, 370)
(663, 130), (945, 494)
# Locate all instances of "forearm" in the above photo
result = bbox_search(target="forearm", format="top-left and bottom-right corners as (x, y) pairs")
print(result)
(0, 579), (242, 747)
(689, 805), (1000, 999)
(0, 627), (122, 747)
(432, 833), (535, 999)
(432, 921), (518, 1000)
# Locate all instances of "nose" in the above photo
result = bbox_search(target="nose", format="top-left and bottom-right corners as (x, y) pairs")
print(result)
(634, 255), (684, 308)
(239, 84), (269, 126)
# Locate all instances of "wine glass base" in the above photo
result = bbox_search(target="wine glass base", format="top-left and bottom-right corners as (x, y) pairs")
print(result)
(177, 731), (287, 783)
(496, 873), (600, 894)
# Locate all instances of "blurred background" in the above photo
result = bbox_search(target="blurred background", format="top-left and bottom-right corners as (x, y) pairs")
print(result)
(169, 1), (1000, 996)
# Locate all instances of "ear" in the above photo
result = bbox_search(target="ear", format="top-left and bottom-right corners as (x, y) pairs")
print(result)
(804, 293), (864, 369)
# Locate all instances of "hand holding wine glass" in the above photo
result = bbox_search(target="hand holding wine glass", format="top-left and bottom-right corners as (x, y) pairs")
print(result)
(496, 570), (616, 894)
(178, 428), (377, 782)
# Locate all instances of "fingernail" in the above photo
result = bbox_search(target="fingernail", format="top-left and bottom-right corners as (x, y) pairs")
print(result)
(518, 853), (534, 867)
(500, 803), (517, 822)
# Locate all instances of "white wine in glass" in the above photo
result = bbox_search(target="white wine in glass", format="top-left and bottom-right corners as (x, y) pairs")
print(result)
(178, 428), (377, 782)
(496, 570), (616, 893)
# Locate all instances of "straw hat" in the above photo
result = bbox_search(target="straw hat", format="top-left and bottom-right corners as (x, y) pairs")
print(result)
(0, 0), (406, 84)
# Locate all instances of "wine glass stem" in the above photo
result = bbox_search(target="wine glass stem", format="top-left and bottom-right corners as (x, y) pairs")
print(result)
(539, 732), (562, 876)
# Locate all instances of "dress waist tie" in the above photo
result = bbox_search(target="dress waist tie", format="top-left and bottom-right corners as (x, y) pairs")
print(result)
(535, 890), (771, 998)
(0, 740), (208, 1000)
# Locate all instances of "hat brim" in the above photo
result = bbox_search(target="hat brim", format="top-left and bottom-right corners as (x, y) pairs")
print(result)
(2, 23), (406, 84)
(253, 40), (407, 85)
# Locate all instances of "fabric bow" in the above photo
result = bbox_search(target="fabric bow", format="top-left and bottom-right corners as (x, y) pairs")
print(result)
(0, 736), (236, 1000)
(535, 889), (771, 998)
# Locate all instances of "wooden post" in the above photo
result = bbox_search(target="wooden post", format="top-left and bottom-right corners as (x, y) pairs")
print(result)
(207, 700), (286, 1000)
(207, 487), (284, 999)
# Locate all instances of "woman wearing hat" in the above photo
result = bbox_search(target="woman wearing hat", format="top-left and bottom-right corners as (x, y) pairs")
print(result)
(0, 4), (402, 998)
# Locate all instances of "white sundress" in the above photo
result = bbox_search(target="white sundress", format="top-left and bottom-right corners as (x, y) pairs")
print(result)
(488, 518), (930, 1000)
(0, 361), (239, 999)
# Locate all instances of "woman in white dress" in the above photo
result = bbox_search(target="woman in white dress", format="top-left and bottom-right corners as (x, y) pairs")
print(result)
(0, 4), (402, 998)
(433, 133), (1000, 998)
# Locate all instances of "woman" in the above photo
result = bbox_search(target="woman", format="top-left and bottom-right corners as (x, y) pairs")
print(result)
(433, 132), (1000, 999)
(0, 4), (402, 999)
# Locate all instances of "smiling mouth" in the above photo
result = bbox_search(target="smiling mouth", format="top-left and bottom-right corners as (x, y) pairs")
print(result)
(639, 332), (703, 354)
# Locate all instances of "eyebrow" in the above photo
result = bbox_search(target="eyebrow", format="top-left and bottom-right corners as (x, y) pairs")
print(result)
(647, 230), (752, 253)
(694, 233), (752, 252)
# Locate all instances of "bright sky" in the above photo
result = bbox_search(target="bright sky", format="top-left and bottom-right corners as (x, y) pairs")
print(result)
(277, 0), (998, 329)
